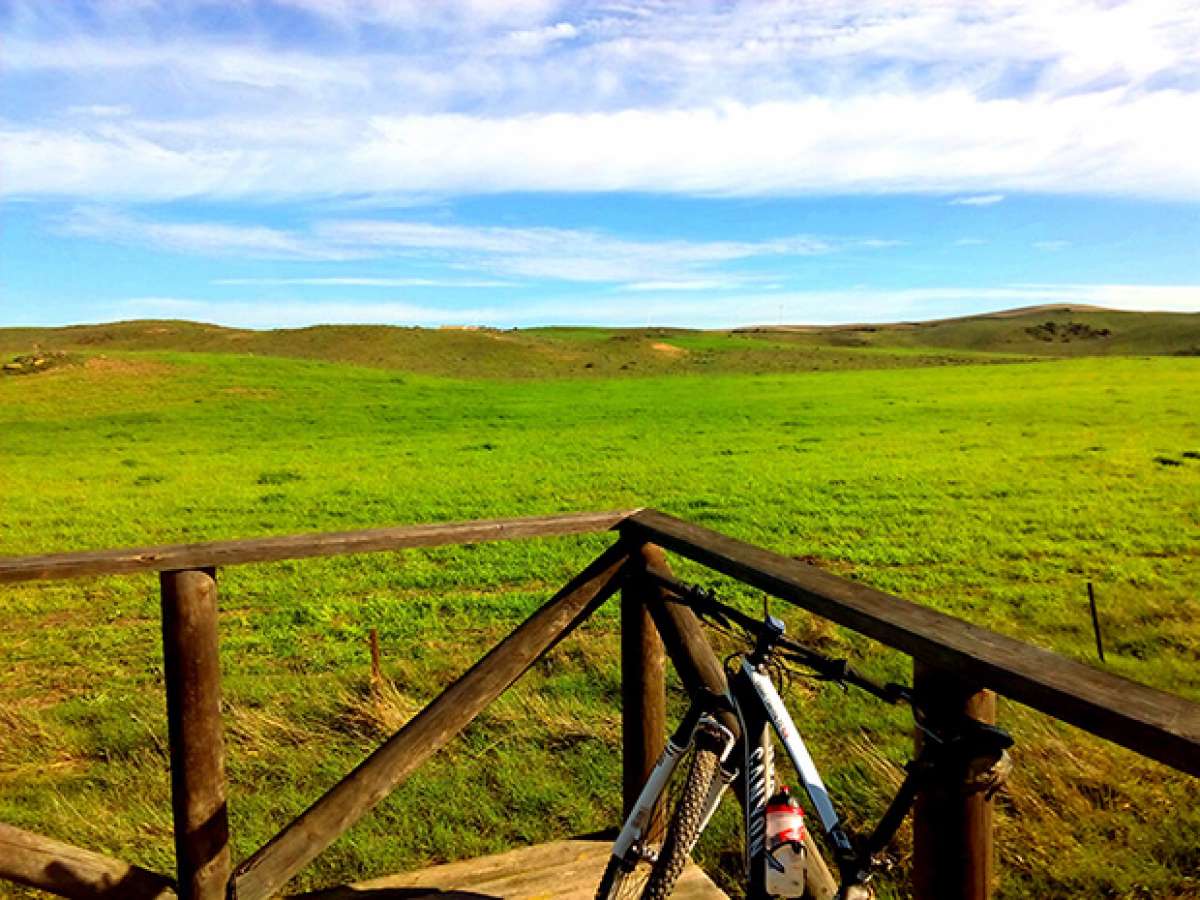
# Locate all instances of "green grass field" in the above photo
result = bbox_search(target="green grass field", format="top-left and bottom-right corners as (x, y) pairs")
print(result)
(1, 322), (1198, 898)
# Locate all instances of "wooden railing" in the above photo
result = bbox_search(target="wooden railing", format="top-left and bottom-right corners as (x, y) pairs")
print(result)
(1, 508), (1196, 900)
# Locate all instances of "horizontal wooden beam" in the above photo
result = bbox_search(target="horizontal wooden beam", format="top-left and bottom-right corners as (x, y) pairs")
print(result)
(0, 510), (637, 584)
(232, 541), (632, 900)
(0, 822), (176, 899)
(621, 509), (1200, 778)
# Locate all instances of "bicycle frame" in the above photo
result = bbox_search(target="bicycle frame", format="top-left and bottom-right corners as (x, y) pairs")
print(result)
(728, 655), (861, 898)
(608, 646), (865, 898)
(605, 607), (1011, 899)
(609, 661), (856, 897)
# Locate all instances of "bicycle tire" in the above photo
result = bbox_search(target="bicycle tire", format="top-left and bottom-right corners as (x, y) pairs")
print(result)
(639, 737), (722, 900)
(594, 763), (674, 900)
(595, 849), (653, 900)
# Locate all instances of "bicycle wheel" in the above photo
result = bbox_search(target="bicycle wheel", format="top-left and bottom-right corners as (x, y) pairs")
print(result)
(595, 734), (722, 900)
(639, 735), (723, 900)
(595, 849), (654, 900)
(594, 770), (674, 900)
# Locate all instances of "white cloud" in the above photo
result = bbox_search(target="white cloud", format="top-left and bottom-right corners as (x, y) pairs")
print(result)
(273, 0), (565, 33)
(950, 194), (1005, 206)
(212, 276), (515, 288)
(317, 219), (839, 281)
(3, 2), (1199, 202)
(114, 283), (1200, 330)
(61, 208), (878, 283)
(500, 21), (578, 54)
(13, 1), (1196, 105)
(66, 104), (132, 118)
(58, 208), (363, 260)
(1013, 282), (1200, 312)
(3, 37), (373, 92)
(7, 88), (1200, 201)
(620, 278), (776, 292)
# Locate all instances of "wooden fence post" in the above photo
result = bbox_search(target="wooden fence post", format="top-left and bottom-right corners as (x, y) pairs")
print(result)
(911, 660), (997, 900)
(160, 568), (231, 900)
(621, 543), (667, 829)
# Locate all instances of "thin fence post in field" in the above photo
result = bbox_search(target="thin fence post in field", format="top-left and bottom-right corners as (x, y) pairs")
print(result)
(911, 660), (997, 900)
(369, 627), (384, 688)
(621, 542), (667, 829)
(160, 567), (232, 900)
(1088, 582), (1106, 663)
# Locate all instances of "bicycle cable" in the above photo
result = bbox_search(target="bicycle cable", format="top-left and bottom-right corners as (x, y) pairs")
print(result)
(645, 569), (912, 707)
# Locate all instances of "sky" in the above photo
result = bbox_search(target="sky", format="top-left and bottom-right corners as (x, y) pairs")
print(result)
(2, 0), (1199, 329)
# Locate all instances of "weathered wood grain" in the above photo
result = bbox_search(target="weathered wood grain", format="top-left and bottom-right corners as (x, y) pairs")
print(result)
(621, 549), (667, 826)
(911, 663), (997, 900)
(288, 838), (727, 899)
(232, 542), (632, 900)
(0, 510), (637, 583)
(621, 509), (1200, 777)
(0, 822), (176, 899)
(160, 569), (231, 900)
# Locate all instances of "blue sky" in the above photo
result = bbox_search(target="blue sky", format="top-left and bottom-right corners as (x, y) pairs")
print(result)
(2, 1), (1198, 328)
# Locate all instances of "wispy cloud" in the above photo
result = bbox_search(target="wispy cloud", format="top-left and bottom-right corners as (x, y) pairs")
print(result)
(212, 276), (515, 288)
(116, 283), (1200, 330)
(8, 2), (1197, 107)
(954, 238), (988, 246)
(7, 1), (1200, 328)
(66, 104), (133, 118)
(619, 278), (780, 292)
(8, 91), (1200, 201)
(60, 208), (888, 284)
(4, 2), (1199, 202)
(317, 219), (842, 281)
(58, 208), (362, 261)
(950, 194), (1005, 206)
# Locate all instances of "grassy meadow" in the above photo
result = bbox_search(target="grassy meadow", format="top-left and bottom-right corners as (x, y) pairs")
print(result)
(1, 318), (1198, 898)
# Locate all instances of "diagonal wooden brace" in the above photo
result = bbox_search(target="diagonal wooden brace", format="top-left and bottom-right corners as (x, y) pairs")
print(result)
(232, 541), (632, 900)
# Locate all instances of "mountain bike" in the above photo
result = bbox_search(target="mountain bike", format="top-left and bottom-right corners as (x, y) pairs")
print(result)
(595, 577), (1013, 900)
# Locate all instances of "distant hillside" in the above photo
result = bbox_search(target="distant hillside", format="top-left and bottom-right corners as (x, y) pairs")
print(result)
(1, 307), (1196, 379)
(736, 306), (1200, 357)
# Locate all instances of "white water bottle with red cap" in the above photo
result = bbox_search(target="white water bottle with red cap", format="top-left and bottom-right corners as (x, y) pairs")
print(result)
(765, 786), (807, 897)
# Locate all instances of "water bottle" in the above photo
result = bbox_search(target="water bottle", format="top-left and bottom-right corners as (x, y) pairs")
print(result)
(765, 786), (807, 897)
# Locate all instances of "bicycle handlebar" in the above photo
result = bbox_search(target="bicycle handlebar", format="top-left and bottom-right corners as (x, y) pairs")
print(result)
(645, 569), (910, 705)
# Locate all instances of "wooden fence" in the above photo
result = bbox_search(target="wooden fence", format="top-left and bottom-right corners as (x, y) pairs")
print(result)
(1, 508), (1196, 900)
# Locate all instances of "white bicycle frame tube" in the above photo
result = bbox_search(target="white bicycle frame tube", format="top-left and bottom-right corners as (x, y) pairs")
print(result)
(611, 739), (688, 858)
(743, 660), (843, 837)
(612, 715), (737, 861)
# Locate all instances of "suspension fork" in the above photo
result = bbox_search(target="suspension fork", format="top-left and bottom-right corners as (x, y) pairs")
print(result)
(610, 693), (736, 862)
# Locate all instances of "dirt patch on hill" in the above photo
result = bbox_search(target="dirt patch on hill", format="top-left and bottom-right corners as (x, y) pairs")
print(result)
(651, 342), (687, 355)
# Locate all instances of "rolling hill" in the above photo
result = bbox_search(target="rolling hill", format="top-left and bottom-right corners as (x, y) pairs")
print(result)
(1, 306), (1196, 379)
